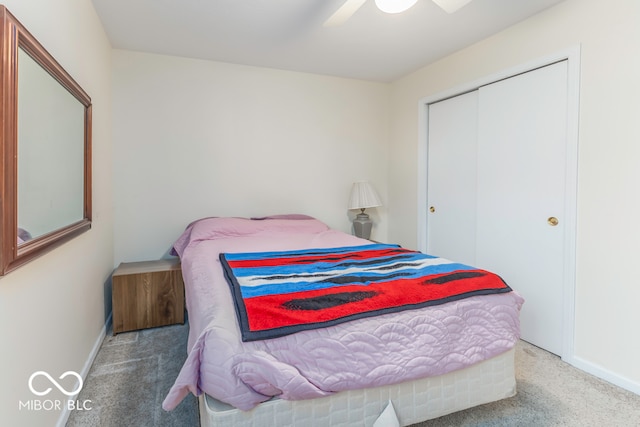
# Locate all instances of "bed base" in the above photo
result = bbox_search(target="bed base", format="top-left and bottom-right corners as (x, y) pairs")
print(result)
(199, 348), (516, 427)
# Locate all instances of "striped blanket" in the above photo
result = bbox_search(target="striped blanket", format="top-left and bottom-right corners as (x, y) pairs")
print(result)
(220, 244), (511, 341)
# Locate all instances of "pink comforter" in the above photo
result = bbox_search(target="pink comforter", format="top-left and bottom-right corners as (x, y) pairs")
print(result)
(162, 217), (523, 411)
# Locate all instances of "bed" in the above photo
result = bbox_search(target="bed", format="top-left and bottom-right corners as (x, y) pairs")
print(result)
(162, 215), (523, 426)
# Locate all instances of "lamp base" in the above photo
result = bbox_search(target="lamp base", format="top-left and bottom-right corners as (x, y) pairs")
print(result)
(353, 212), (373, 240)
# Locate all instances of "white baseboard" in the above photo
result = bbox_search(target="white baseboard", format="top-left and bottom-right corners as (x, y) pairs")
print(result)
(565, 354), (640, 396)
(56, 312), (112, 427)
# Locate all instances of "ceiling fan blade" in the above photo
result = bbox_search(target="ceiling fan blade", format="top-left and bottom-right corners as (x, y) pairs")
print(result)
(324, 0), (368, 27)
(431, 0), (473, 13)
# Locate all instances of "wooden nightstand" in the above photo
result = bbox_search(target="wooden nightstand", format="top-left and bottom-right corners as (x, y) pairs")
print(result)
(111, 259), (185, 335)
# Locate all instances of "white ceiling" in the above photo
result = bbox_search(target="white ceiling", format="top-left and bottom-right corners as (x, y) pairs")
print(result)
(92, 0), (565, 83)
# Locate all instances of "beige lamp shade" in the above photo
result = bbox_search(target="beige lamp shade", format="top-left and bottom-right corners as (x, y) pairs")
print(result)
(348, 181), (382, 211)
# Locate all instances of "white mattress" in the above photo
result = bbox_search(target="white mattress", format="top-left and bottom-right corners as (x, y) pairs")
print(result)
(199, 347), (516, 427)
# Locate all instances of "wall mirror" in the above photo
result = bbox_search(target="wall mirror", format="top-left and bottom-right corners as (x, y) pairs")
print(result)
(1, 5), (92, 276)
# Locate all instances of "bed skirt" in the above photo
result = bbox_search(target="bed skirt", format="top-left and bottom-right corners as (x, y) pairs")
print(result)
(199, 347), (516, 427)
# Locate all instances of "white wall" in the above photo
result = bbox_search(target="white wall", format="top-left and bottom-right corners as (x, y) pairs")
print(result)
(112, 50), (389, 263)
(0, 1), (113, 426)
(389, 0), (640, 392)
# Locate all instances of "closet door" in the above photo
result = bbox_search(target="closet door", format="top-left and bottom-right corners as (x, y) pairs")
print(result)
(475, 61), (568, 356)
(426, 91), (478, 266)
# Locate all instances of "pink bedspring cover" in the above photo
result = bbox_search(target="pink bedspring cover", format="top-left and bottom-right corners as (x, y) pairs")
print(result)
(162, 217), (523, 411)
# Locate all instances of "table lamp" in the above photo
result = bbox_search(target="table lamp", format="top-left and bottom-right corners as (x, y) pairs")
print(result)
(348, 181), (382, 240)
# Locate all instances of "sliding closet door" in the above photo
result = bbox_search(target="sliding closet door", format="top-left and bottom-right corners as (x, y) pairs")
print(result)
(426, 91), (478, 266)
(475, 61), (568, 356)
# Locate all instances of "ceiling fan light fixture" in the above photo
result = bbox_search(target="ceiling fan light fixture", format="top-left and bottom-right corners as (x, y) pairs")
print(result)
(431, 0), (473, 14)
(374, 0), (418, 14)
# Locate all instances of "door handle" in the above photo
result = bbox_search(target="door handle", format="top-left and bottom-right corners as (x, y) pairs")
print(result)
(547, 217), (559, 226)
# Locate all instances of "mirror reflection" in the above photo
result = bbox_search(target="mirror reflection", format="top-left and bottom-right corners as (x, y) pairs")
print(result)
(17, 48), (86, 245)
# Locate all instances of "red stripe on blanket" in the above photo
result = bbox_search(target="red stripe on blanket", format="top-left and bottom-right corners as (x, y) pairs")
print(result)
(226, 247), (405, 268)
(244, 270), (505, 332)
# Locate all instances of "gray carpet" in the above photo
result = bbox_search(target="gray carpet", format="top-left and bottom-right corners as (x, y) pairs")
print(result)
(67, 321), (640, 427)
(66, 322), (198, 427)
(414, 342), (640, 427)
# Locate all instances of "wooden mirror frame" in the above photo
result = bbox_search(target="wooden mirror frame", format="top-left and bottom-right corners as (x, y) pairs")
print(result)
(0, 6), (92, 276)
